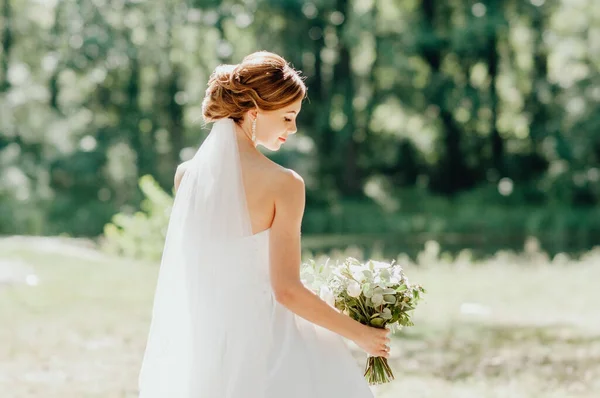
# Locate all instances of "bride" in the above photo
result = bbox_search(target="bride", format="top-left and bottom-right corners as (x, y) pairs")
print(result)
(138, 51), (390, 397)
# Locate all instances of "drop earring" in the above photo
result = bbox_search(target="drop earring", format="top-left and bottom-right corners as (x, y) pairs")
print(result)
(251, 117), (257, 144)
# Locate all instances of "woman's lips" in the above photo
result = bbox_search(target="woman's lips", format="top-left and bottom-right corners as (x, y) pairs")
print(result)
(278, 137), (286, 142)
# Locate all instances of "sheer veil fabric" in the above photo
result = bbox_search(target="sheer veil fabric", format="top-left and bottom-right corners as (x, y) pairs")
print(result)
(138, 118), (373, 397)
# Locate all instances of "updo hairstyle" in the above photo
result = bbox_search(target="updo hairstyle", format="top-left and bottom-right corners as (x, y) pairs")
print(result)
(202, 51), (306, 124)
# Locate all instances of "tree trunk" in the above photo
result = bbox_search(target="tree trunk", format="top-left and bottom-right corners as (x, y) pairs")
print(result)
(338, 46), (360, 195)
(486, 1), (504, 175)
(311, 16), (337, 194)
(125, 56), (147, 176)
(421, 0), (471, 194)
(527, 7), (553, 149)
(48, 1), (67, 111)
(167, 66), (184, 169)
(333, 0), (361, 196)
(0, 0), (13, 92)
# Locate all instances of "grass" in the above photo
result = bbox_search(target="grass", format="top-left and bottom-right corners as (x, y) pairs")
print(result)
(373, 257), (600, 398)
(1, 236), (599, 397)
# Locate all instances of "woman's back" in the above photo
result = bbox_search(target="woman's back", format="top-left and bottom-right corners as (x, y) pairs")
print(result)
(237, 134), (279, 235)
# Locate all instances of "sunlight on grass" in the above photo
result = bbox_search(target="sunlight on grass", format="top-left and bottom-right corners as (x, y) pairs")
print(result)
(1, 237), (599, 397)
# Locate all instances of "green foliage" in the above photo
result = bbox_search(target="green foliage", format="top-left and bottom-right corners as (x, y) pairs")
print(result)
(101, 175), (173, 261)
(95, 174), (600, 261)
(1, 0), (599, 246)
(302, 185), (600, 259)
(305, 186), (600, 236)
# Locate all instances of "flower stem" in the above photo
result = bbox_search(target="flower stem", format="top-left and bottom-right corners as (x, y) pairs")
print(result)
(364, 356), (395, 385)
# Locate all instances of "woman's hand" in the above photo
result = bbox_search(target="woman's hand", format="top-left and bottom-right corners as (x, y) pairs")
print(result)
(351, 324), (391, 358)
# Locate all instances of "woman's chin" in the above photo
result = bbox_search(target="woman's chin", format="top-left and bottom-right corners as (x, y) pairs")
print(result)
(261, 141), (283, 152)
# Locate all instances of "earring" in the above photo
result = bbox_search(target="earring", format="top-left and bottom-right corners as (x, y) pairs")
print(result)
(251, 117), (257, 143)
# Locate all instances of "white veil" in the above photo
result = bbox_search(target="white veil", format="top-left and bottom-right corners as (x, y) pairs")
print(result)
(138, 118), (260, 397)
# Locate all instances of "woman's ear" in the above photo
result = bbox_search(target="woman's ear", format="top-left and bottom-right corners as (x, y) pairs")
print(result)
(244, 109), (257, 122)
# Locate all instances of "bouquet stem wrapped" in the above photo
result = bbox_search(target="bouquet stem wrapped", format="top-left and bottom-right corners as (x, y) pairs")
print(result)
(302, 257), (425, 385)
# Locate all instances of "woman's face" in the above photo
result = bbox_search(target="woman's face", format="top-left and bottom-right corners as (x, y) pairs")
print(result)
(253, 98), (302, 151)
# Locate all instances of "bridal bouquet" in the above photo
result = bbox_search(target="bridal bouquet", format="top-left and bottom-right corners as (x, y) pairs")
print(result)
(301, 257), (425, 385)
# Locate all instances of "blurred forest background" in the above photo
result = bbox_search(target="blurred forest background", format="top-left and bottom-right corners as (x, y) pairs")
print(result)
(2, 1), (600, 397)
(1, 0), (599, 257)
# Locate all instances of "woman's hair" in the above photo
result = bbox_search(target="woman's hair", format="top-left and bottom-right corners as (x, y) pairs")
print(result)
(202, 51), (306, 124)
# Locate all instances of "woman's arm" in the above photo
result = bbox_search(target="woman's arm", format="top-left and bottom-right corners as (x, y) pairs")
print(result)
(269, 170), (390, 358)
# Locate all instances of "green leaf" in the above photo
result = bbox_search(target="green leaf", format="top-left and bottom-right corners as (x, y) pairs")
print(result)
(396, 285), (407, 292)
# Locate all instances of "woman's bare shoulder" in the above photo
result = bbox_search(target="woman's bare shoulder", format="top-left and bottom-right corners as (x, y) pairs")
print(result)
(263, 163), (305, 227)
(174, 160), (192, 192)
(258, 157), (304, 196)
(271, 166), (305, 206)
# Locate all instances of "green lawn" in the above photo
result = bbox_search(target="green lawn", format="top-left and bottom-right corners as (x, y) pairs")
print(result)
(1, 237), (598, 397)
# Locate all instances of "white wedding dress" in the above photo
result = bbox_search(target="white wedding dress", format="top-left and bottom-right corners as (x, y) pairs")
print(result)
(138, 118), (373, 397)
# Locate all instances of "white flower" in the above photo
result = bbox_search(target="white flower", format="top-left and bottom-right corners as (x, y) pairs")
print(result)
(379, 269), (390, 279)
(393, 268), (405, 283)
(372, 260), (390, 269)
(350, 264), (365, 273)
(376, 269), (392, 286)
(362, 269), (373, 282)
(320, 286), (335, 307)
(347, 280), (362, 298)
(350, 265), (366, 282)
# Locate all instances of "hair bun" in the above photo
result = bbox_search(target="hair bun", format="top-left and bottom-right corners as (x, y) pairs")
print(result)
(212, 64), (239, 91)
(202, 64), (245, 122)
(202, 51), (306, 124)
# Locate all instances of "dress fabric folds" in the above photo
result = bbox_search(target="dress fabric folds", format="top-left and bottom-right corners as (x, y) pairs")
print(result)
(138, 118), (373, 398)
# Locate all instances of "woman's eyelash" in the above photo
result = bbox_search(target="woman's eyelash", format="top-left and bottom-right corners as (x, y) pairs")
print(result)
(284, 118), (292, 122)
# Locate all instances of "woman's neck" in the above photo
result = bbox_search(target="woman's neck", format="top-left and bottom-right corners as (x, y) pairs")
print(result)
(234, 121), (260, 153)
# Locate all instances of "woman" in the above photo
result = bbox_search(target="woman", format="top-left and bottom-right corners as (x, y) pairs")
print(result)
(139, 51), (390, 397)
